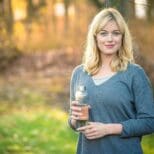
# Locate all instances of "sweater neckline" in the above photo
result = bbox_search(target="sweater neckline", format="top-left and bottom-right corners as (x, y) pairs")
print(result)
(89, 71), (121, 87)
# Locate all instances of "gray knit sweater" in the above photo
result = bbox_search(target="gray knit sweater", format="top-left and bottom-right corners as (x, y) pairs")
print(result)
(69, 63), (154, 154)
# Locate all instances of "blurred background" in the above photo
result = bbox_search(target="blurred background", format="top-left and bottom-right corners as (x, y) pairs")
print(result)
(0, 0), (154, 154)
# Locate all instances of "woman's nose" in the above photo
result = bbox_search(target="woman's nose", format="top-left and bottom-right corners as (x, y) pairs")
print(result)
(107, 33), (113, 41)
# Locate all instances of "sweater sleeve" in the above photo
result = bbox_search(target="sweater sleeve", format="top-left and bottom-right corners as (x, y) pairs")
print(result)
(68, 66), (80, 131)
(70, 66), (79, 102)
(120, 66), (154, 138)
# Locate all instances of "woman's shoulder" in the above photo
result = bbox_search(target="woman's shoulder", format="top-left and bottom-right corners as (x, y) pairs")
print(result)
(71, 64), (85, 76)
(127, 63), (147, 78)
(72, 64), (84, 72)
(127, 63), (145, 74)
(120, 63), (150, 86)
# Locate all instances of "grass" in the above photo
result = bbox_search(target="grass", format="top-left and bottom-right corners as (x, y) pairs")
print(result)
(0, 107), (78, 154)
(142, 134), (154, 154)
(0, 106), (154, 154)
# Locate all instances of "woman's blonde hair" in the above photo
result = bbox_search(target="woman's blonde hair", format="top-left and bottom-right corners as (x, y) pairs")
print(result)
(83, 8), (134, 75)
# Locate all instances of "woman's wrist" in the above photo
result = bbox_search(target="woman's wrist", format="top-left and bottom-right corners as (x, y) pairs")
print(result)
(68, 118), (77, 130)
(106, 123), (123, 135)
(71, 118), (77, 128)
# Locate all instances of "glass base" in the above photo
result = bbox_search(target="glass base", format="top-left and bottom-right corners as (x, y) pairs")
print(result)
(76, 120), (88, 129)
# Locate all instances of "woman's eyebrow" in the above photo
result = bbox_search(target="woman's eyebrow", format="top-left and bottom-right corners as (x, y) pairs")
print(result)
(99, 29), (121, 32)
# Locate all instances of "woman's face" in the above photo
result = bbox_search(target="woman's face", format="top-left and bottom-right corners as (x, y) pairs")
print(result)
(96, 20), (122, 56)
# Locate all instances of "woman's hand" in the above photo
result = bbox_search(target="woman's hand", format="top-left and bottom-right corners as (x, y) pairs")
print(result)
(69, 101), (84, 128)
(77, 122), (108, 139)
(70, 101), (83, 120)
(77, 122), (123, 140)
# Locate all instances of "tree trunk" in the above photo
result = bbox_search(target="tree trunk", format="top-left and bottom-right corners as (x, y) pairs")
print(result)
(127, 0), (135, 19)
(3, 0), (13, 34)
(147, 0), (154, 22)
(64, 0), (71, 35)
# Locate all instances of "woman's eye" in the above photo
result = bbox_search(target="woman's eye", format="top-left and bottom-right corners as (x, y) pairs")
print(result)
(99, 32), (108, 36)
(112, 32), (121, 36)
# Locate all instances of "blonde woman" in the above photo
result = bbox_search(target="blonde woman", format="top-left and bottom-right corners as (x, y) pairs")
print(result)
(69, 8), (154, 154)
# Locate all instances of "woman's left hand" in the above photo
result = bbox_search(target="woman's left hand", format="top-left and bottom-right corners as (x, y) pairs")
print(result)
(77, 122), (108, 140)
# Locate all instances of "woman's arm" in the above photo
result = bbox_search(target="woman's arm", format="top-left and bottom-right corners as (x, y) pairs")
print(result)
(68, 66), (82, 131)
(120, 67), (154, 138)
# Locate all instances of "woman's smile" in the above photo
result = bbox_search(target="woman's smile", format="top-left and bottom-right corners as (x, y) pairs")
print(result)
(104, 44), (115, 48)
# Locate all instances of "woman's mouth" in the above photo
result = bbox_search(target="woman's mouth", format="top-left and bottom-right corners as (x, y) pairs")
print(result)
(105, 44), (115, 48)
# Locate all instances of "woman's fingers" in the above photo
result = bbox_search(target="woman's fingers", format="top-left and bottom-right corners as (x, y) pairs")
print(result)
(71, 111), (82, 120)
(70, 102), (82, 120)
(77, 122), (107, 140)
(71, 101), (79, 105)
(77, 124), (92, 131)
(70, 115), (79, 120)
(71, 105), (81, 111)
(77, 126), (86, 131)
(77, 125), (98, 139)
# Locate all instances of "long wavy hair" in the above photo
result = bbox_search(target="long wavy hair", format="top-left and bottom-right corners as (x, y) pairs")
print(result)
(83, 8), (134, 75)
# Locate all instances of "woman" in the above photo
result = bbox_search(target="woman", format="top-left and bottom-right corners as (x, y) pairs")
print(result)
(68, 8), (154, 154)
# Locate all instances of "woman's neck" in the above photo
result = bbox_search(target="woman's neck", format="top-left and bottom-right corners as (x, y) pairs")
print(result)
(93, 54), (116, 77)
(101, 54), (114, 68)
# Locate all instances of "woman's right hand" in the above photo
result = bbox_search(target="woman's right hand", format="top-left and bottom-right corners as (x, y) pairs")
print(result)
(69, 101), (83, 129)
(70, 101), (83, 121)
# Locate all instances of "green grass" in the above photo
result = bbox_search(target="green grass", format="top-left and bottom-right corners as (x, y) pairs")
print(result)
(0, 108), (154, 154)
(0, 107), (154, 154)
(0, 108), (78, 154)
(142, 134), (154, 154)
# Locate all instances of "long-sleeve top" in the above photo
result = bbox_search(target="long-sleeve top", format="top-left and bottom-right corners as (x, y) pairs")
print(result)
(69, 63), (154, 154)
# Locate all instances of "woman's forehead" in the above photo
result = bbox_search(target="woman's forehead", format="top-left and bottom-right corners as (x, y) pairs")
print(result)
(97, 20), (120, 32)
